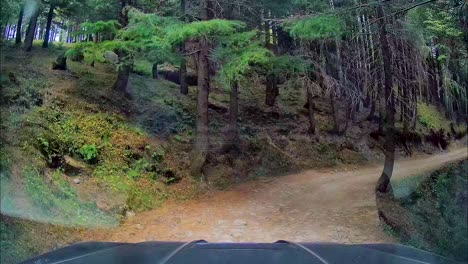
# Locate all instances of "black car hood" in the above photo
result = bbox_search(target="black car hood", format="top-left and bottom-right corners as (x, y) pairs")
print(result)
(21, 241), (461, 264)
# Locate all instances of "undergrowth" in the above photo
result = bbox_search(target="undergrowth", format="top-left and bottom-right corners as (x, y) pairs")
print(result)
(391, 161), (468, 262)
(417, 102), (451, 131)
(23, 105), (173, 212)
(23, 167), (117, 227)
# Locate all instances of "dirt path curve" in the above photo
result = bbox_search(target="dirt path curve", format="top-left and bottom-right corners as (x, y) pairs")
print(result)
(84, 148), (467, 244)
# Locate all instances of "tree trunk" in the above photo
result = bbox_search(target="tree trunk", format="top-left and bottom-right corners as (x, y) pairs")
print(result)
(179, 0), (189, 95)
(34, 24), (39, 39)
(367, 99), (376, 121)
(307, 88), (316, 135)
(191, 0), (214, 177)
(8, 25), (14, 39)
(264, 9), (271, 48)
(24, 4), (40, 52)
(1, 21), (8, 40)
(119, 0), (130, 27)
(343, 100), (352, 134)
(15, 6), (24, 45)
(42, 5), (55, 48)
(11, 25), (16, 39)
(4, 24), (11, 39)
(114, 65), (131, 95)
(152, 63), (158, 79)
(191, 36), (210, 177)
(330, 92), (340, 133)
(38, 23), (44, 40)
(179, 59), (189, 94)
(222, 80), (239, 152)
(375, 4), (395, 195)
(265, 73), (277, 106)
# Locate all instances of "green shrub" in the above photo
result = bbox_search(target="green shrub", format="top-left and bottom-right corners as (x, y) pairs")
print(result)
(78, 144), (98, 163)
(65, 47), (84, 62)
(133, 59), (153, 76)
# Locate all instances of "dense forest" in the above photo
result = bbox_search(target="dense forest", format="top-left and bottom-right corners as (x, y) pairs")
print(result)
(0, 0), (467, 263)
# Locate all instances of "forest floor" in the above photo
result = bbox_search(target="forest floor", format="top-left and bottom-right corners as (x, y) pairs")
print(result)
(82, 147), (467, 244)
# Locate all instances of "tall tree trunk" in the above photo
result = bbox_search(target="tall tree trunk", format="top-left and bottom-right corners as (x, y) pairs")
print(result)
(191, 0), (214, 177)
(38, 25), (44, 40)
(8, 25), (13, 39)
(119, 0), (130, 27)
(367, 98), (376, 121)
(191, 36), (210, 177)
(378, 95), (385, 134)
(11, 25), (16, 39)
(152, 63), (158, 79)
(4, 24), (11, 39)
(265, 73), (277, 106)
(307, 88), (316, 135)
(24, 4), (40, 52)
(114, 64), (131, 94)
(375, 4), (396, 195)
(264, 9), (271, 48)
(179, 59), (189, 94)
(330, 92), (340, 133)
(15, 6), (24, 45)
(1, 19), (8, 40)
(42, 5), (54, 48)
(112, 0), (133, 95)
(222, 80), (239, 152)
(343, 100), (352, 134)
(34, 24), (39, 40)
(179, 0), (189, 95)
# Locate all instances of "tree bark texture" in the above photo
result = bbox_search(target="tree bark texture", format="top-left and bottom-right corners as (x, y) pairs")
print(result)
(42, 4), (55, 48)
(15, 6), (24, 45)
(191, 36), (211, 177)
(179, 0), (189, 95)
(152, 63), (158, 79)
(114, 64), (131, 95)
(265, 73), (278, 106)
(375, 4), (396, 195)
(24, 3), (40, 52)
(222, 80), (239, 152)
(307, 88), (316, 135)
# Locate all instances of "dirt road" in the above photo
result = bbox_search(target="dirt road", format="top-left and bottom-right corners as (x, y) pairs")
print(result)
(84, 148), (467, 244)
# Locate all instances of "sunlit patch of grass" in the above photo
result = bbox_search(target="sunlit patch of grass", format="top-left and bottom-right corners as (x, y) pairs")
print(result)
(23, 167), (118, 227)
(417, 103), (451, 131)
